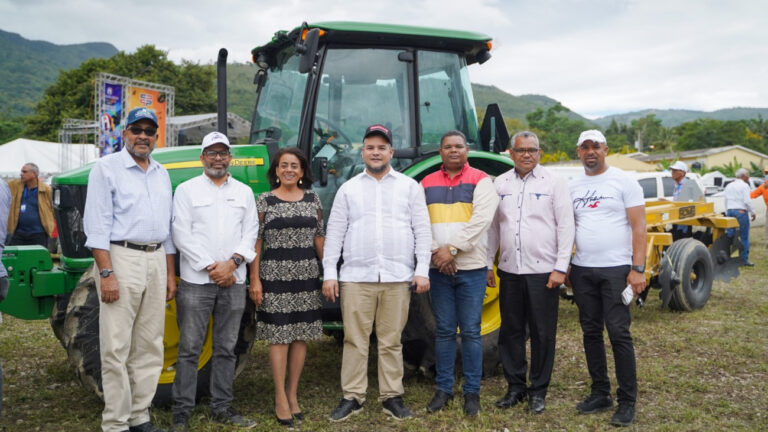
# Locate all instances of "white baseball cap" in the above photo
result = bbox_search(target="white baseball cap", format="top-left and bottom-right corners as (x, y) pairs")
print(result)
(201, 131), (231, 154)
(577, 130), (607, 147)
(669, 161), (688, 172)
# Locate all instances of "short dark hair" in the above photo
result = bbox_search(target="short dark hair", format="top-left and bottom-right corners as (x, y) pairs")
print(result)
(440, 130), (467, 147)
(267, 147), (314, 190)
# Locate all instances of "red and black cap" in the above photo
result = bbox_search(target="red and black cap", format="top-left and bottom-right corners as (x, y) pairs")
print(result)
(363, 124), (392, 144)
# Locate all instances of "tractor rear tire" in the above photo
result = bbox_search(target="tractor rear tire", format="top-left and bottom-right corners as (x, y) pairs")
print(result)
(61, 266), (256, 406)
(50, 292), (73, 349)
(666, 238), (714, 311)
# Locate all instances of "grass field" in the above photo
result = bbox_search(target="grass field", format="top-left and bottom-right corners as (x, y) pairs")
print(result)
(1, 229), (767, 431)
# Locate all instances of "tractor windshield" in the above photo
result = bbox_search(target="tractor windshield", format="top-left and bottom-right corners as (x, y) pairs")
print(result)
(250, 52), (308, 147)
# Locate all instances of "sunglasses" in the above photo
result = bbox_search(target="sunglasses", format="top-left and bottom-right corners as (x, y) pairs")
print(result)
(128, 126), (158, 136)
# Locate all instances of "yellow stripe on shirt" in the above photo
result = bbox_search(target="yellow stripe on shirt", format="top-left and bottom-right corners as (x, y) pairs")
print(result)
(427, 202), (474, 224)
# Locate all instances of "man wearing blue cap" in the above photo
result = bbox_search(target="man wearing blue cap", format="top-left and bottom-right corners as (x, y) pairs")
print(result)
(84, 107), (176, 432)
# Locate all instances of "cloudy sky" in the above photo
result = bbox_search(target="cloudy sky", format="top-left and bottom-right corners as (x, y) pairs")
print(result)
(1, 0), (765, 118)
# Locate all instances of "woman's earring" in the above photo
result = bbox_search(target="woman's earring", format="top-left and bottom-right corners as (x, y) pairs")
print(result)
(276, 178), (280, 184)
(299, 178), (303, 185)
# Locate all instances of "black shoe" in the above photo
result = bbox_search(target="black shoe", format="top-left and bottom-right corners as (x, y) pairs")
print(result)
(168, 413), (189, 432)
(494, 390), (526, 408)
(211, 407), (256, 429)
(382, 396), (413, 420)
(610, 403), (636, 427)
(129, 423), (165, 432)
(329, 398), (363, 422)
(275, 414), (294, 427)
(576, 394), (614, 414)
(292, 411), (305, 422)
(742, 262), (755, 267)
(463, 393), (480, 417)
(528, 395), (546, 414)
(426, 390), (454, 413)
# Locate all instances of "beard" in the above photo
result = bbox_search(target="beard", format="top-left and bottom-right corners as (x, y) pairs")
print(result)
(125, 141), (152, 159)
(365, 162), (389, 175)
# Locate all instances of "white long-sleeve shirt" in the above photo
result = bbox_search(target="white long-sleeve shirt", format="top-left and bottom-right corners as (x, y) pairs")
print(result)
(172, 174), (258, 284)
(724, 179), (755, 214)
(323, 168), (432, 282)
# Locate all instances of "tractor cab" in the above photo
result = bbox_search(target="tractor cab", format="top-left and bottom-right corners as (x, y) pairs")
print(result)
(248, 22), (505, 218)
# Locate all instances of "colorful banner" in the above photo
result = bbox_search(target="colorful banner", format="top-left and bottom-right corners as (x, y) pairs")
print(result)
(99, 82), (122, 156)
(127, 87), (167, 147)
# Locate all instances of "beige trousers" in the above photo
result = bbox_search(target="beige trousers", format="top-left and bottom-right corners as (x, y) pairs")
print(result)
(340, 281), (410, 403)
(98, 244), (167, 432)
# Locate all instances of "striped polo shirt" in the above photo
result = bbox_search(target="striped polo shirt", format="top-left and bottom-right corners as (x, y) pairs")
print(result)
(421, 163), (498, 270)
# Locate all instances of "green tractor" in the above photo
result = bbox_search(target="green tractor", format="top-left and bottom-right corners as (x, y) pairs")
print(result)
(0, 22), (515, 404)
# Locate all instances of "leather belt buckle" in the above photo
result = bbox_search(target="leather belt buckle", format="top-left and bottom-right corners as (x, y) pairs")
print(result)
(145, 244), (158, 252)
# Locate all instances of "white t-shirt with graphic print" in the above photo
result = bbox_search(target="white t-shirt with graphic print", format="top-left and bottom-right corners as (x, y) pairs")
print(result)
(569, 166), (644, 267)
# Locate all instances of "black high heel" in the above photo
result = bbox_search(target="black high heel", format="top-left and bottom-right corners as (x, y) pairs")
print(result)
(275, 414), (294, 427)
(292, 412), (305, 422)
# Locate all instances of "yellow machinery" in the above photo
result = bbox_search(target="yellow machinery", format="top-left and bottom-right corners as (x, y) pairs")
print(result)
(641, 200), (740, 311)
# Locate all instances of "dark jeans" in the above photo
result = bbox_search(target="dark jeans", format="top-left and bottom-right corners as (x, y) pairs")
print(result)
(172, 279), (246, 416)
(8, 232), (47, 248)
(0, 276), (7, 418)
(429, 268), (487, 395)
(497, 270), (559, 397)
(570, 265), (637, 404)
(726, 209), (750, 264)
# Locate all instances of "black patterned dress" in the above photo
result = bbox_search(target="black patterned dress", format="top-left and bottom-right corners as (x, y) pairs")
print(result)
(255, 190), (324, 344)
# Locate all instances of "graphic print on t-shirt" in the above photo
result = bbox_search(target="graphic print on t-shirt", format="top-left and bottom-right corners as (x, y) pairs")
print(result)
(572, 189), (614, 210)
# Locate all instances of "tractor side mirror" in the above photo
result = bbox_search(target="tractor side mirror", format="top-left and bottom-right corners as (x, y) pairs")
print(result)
(313, 156), (329, 186)
(479, 103), (509, 153)
(298, 29), (320, 74)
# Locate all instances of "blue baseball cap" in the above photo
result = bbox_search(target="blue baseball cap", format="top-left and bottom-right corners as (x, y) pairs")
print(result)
(125, 107), (159, 127)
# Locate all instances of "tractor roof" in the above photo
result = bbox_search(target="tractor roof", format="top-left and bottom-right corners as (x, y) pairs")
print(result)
(252, 21), (492, 66)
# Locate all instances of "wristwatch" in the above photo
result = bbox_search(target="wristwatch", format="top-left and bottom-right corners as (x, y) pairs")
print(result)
(99, 269), (114, 278)
(448, 246), (458, 256)
(630, 265), (645, 274)
(231, 255), (244, 266)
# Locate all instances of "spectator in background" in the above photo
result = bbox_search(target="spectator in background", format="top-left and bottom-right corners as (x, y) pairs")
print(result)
(748, 165), (768, 250)
(725, 168), (756, 267)
(7, 163), (54, 248)
(0, 180), (11, 419)
(669, 161), (704, 240)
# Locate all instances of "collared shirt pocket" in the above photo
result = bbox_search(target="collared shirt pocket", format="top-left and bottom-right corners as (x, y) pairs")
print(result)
(224, 193), (247, 219)
(526, 190), (553, 214)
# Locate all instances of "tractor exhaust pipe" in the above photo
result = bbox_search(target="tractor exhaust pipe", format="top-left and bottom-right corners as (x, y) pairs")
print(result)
(217, 48), (228, 134)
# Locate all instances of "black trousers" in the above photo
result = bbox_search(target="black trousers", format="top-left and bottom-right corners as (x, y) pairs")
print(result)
(497, 270), (559, 397)
(570, 264), (637, 404)
(8, 232), (48, 248)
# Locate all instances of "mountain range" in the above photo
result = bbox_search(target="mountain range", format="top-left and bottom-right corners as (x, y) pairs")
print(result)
(1, 28), (766, 129)
(0, 29), (117, 116)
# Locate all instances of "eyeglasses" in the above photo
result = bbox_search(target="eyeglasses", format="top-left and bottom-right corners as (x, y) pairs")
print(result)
(511, 147), (540, 155)
(128, 126), (157, 136)
(203, 150), (231, 158)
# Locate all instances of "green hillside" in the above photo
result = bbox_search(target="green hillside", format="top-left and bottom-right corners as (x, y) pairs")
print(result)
(471, 83), (594, 125)
(0, 29), (117, 117)
(594, 107), (768, 128)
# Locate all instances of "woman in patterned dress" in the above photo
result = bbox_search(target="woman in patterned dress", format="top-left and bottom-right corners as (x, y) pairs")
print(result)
(249, 147), (324, 426)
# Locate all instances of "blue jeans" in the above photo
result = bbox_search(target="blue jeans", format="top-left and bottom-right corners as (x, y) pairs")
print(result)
(172, 279), (246, 417)
(429, 268), (487, 395)
(726, 209), (750, 264)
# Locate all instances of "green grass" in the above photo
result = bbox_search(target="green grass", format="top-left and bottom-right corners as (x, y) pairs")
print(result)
(2, 229), (767, 431)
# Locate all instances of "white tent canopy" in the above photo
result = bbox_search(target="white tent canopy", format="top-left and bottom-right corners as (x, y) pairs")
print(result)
(0, 138), (99, 179)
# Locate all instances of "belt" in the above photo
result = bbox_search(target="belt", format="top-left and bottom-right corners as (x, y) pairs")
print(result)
(110, 240), (162, 252)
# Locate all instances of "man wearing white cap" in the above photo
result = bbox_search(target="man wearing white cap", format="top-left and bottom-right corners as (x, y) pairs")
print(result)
(171, 131), (258, 431)
(669, 161), (703, 240)
(568, 130), (646, 427)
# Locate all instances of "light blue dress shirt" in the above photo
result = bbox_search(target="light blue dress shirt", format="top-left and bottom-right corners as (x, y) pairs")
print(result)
(0, 181), (10, 278)
(84, 149), (175, 253)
